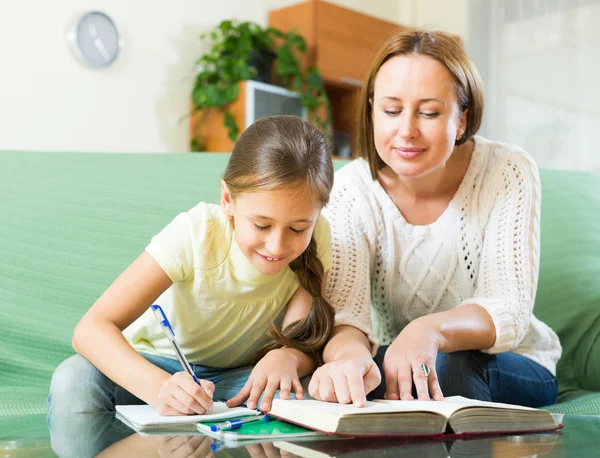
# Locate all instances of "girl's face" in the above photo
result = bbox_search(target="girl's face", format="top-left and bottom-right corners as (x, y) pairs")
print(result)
(371, 54), (467, 179)
(221, 182), (322, 275)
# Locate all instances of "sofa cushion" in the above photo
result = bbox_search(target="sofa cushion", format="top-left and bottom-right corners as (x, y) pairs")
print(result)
(1, 151), (231, 415)
(535, 169), (600, 402)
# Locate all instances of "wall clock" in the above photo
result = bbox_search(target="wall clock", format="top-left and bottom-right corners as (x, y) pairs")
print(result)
(70, 11), (123, 69)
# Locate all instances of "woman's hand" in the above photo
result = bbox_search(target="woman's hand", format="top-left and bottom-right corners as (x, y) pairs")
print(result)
(226, 348), (304, 411)
(308, 357), (381, 407)
(155, 372), (215, 415)
(382, 318), (444, 401)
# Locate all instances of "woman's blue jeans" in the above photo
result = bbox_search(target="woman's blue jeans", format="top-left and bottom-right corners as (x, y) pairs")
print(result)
(369, 347), (558, 408)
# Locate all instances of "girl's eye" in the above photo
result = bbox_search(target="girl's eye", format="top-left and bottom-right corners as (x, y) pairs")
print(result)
(254, 223), (269, 231)
(384, 110), (400, 116)
(421, 112), (440, 118)
(290, 227), (306, 235)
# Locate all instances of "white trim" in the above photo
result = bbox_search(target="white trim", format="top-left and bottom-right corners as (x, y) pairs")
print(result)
(244, 80), (307, 128)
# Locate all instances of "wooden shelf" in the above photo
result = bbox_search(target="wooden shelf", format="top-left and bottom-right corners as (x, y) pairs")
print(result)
(191, 1), (403, 155)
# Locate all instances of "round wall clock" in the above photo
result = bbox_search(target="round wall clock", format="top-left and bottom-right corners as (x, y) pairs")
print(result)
(69, 11), (123, 69)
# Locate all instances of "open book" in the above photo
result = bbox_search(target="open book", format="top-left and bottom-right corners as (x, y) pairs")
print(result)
(267, 396), (561, 437)
(115, 402), (259, 431)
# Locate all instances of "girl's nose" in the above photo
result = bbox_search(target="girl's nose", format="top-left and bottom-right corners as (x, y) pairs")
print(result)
(265, 231), (286, 255)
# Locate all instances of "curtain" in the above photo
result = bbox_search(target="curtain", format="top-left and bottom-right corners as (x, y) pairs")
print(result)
(467, 0), (600, 172)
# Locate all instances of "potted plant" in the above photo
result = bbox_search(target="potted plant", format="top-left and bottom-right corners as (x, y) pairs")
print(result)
(191, 20), (331, 150)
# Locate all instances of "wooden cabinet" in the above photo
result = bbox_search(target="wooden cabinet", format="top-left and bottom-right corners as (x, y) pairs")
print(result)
(192, 1), (402, 155)
(270, 0), (401, 88)
(269, 0), (402, 155)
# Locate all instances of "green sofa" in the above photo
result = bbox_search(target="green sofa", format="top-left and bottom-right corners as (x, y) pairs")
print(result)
(1, 150), (600, 417)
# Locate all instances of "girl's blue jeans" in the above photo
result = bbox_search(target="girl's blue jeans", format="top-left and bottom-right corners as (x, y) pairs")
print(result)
(48, 352), (266, 414)
(369, 347), (559, 408)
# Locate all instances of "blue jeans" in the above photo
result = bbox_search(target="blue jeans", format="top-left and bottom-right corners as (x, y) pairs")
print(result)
(368, 347), (558, 408)
(48, 352), (257, 414)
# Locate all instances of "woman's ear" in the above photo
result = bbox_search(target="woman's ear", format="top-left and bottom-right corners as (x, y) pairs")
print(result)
(458, 108), (469, 138)
(220, 180), (234, 219)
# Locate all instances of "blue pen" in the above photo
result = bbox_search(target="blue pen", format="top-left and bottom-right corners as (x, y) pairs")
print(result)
(151, 304), (201, 385)
(210, 414), (270, 432)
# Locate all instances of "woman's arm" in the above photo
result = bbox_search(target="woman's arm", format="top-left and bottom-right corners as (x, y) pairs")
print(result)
(456, 149), (542, 354)
(409, 303), (495, 353)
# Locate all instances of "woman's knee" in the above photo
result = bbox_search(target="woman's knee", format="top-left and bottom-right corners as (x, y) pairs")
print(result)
(436, 351), (493, 400)
(48, 354), (114, 414)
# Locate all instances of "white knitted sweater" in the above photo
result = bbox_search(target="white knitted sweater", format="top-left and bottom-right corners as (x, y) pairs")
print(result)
(323, 136), (562, 376)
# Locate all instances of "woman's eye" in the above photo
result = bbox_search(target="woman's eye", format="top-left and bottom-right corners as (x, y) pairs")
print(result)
(421, 112), (440, 118)
(254, 223), (269, 231)
(384, 110), (400, 116)
(290, 227), (306, 235)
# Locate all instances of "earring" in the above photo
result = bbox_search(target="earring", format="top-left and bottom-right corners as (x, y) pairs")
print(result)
(456, 132), (462, 142)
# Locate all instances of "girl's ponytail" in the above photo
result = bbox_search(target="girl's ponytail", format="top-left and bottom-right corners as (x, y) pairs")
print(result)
(257, 237), (335, 365)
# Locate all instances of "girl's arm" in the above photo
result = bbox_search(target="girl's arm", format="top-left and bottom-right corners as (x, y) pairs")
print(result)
(72, 251), (213, 414)
(226, 274), (327, 411)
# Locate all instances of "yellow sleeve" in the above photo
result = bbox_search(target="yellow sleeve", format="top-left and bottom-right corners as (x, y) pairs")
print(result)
(145, 203), (216, 283)
(313, 213), (332, 273)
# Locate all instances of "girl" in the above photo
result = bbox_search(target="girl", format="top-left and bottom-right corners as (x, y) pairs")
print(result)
(49, 115), (335, 415)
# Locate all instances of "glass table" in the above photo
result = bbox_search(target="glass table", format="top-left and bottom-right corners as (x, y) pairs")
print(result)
(1, 411), (599, 457)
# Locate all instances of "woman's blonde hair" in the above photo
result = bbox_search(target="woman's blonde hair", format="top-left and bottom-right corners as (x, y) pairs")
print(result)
(358, 28), (485, 179)
(223, 115), (335, 363)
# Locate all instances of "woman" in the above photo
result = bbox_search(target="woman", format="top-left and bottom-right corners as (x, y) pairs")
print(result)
(309, 29), (562, 408)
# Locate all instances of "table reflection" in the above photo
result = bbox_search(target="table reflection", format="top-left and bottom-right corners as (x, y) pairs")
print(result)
(42, 411), (566, 458)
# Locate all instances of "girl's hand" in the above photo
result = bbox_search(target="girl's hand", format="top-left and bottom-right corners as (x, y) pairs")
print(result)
(308, 357), (381, 407)
(155, 372), (215, 415)
(157, 435), (214, 458)
(382, 318), (444, 401)
(226, 348), (304, 411)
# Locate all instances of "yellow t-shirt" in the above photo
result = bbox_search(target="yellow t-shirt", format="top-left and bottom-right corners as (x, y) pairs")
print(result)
(123, 202), (332, 368)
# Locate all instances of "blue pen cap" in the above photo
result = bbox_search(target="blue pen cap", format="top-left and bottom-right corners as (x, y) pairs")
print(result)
(151, 304), (175, 336)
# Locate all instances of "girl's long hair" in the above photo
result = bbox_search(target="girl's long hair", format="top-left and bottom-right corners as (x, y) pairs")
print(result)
(222, 115), (335, 364)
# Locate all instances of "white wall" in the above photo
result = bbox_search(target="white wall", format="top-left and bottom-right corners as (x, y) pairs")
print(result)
(0, 0), (399, 154)
(397, 0), (468, 37)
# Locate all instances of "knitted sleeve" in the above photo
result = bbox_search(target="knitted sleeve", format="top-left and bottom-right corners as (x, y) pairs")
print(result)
(322, 180), (379, 353)
(459, 147), (541, 353)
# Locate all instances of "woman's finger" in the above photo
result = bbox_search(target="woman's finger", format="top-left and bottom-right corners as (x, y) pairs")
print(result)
(397, 359), (414, 401)
(428, 367), (444, 401)
(412, 362), (431, 400)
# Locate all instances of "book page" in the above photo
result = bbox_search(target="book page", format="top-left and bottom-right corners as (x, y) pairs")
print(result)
(116, 402), (259, 427)
(373, 396), (538, 418)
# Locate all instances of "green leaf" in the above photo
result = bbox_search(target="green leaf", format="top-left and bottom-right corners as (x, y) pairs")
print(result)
(223, 110), (239, 142)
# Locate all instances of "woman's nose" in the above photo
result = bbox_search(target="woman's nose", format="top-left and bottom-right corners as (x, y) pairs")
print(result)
(397, 112), (419, 140)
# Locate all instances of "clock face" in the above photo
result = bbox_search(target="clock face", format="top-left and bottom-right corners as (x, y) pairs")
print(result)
(72, 11), (122, 69)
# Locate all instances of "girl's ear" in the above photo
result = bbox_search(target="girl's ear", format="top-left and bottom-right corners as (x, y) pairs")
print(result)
(220, 180), (234, 218)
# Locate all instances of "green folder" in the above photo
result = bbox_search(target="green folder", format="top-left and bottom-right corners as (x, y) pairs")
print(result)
(197, 418), (326, 442)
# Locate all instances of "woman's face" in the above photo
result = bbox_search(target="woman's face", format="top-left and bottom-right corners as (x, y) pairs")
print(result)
(371, 54), (467, 179)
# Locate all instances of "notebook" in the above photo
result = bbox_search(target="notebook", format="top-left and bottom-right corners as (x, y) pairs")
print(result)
(115, 402), (259, 430)
(266, 396), (561, 437)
